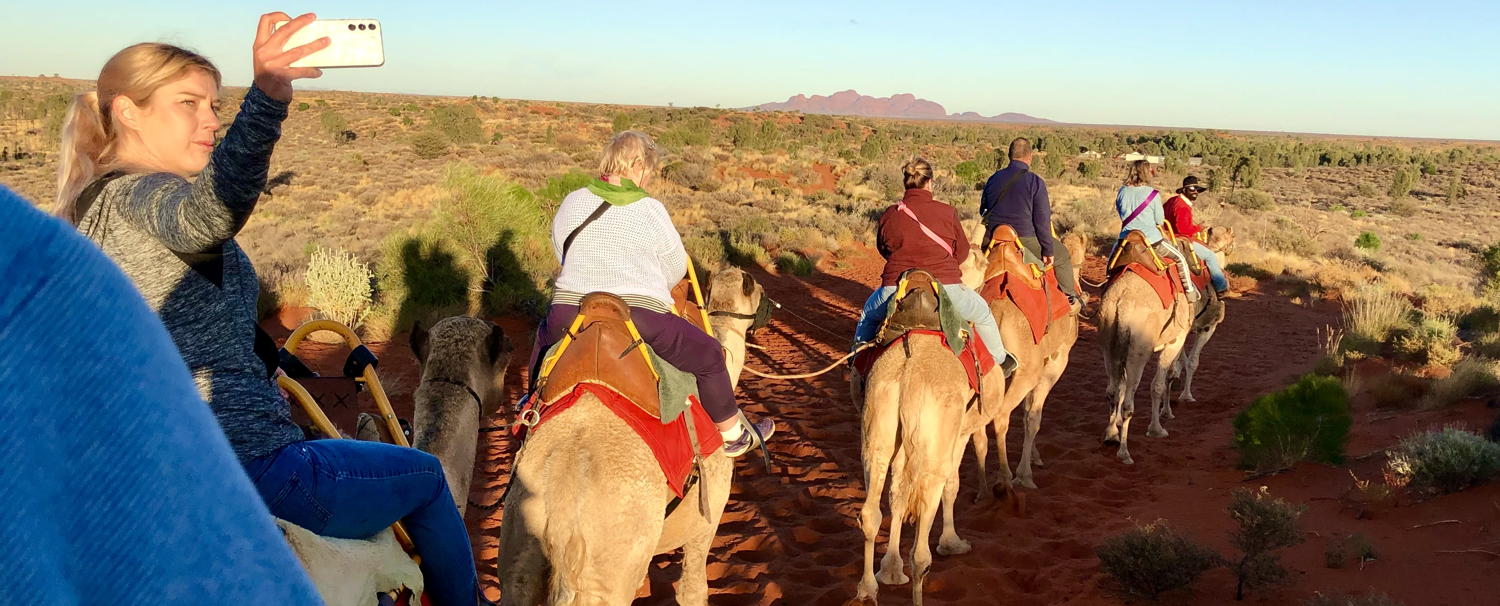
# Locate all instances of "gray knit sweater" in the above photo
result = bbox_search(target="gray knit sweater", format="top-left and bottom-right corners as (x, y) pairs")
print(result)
(76, 86), (302, 464)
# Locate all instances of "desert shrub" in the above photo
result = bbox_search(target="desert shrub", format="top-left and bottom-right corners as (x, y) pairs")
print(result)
(682, 235), (726, 271)
(371, 231), (471, 336)
(724, 234), (770, 267)
(1096, 521), (1221, 601)
(432, 164), (555, 317)
(1356, 182), (1379, 197)
(1078, 160), (1103, 179)
(1388, 165), (1419, 198)
(1227, 487), (1305, 600)
(1232, 375), (1351, 472)
(1446, 172), (1467, 201)
(953, 160), (987, 186)
(410, 129), (450, 159)
(1364, 372), (1428, 409)
(1323, 533), (1377, 569)
(1226, 189), (1274, 210)
(1341, 286), (1411, 354)
(1304, 591), (1405, 606)
(611, 112), (631, 132)
(1481, 244), (1500, 288)
(319, 109), (348, 141)
(662, 160), (719, 192)
(1388, 197), (1417, 217)
(775, 252), (815, 276)
(1233, 156), (1262, 189)
(304, 247), (373, 330)
(532, 170), (593, 210)
(1392, 314), (1460, 368)
(295, 101), (310, 111)
(658, 118), (712, 148)
(1354, 232), (1381, 252)
(1386, 425), (1500, 494)
(1351, 209), (1368, 218)
(429, 104), (484, 144)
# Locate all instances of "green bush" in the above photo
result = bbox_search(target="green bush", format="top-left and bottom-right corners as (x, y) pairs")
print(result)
(1232, 375), (1351, 472)
(433, 164), (556, 317)
(296, 102), (310, 111)
(532, 171), (593, 210)
(371, 230), (471, 335)
(1354, 232), (1381, 252)
(319, 109), (348, 140)
(682, 235), (726, 271)
(1386, 426), (1500, 494)
(1392, 314), (1460, 367)
(304, 247), (373, 330)
(1481, 243), (1500, 286)
(1227, 487), (1305, 600)
(775, 252), (815, 276)
(1388, 166), (1420, 199)
(1226, 189), (1274, 210)
(1096, 521), (1221, 600)
(662, 160), (719, 192)
(429, 104), (484, 145)
(410, 130), (450, 159)
(953, 160), (987, 186)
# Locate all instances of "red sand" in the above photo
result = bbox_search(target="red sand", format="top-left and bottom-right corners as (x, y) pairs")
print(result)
(273, 251), (1500, 605)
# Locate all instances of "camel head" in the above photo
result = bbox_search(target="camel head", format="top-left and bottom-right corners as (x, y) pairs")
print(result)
(410, 316), (513, 417)
(706, 267), (772, 338)
(1205, 226), (1235, 269)
(959, 220), (990, 290)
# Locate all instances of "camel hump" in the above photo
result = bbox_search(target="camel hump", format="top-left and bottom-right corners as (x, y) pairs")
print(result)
(1107, 230), (1166, 275)
(540, 293), (661, 415)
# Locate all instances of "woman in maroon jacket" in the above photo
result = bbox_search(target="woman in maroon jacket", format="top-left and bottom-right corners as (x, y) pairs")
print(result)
(853, 158), (1015, 372)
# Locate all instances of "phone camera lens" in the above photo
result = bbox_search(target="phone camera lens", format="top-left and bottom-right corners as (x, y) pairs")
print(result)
(368, 24), (376, 30)
(347, 24), (356, 30)
(358, 24), (367, 30)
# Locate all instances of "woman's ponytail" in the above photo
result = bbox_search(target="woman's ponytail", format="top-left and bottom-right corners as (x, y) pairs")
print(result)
(55, 91), (110, 222)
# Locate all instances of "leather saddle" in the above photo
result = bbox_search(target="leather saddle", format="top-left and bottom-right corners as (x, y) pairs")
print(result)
(1107, 230), (1172, 276)
(983, 224), (1044, 290)
(670, 279), (709, 333)
(538, 292), (662, 418)
(880, 269), (943, 343)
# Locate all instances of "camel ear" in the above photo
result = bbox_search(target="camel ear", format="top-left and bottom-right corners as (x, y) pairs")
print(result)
(486, 321), (512, 366)
(741, 271), (755, 298)
(410, 321), (428, 365)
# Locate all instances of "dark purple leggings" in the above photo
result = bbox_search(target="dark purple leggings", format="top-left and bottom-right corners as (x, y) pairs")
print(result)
(531, 303), (738, 424)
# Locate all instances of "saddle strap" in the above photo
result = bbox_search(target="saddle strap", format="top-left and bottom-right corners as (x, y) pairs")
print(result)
(561, 200), (611, 263)
(896, 202), (954, 257)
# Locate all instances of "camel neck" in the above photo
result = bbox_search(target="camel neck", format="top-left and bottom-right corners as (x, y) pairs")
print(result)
(711, 318), (750, 391)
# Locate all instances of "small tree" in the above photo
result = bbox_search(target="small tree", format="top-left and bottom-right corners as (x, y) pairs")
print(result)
(429, 104), (484, 145)
(1227, 487), (1305, 600)
(1354, 232), (1381, 252)
(319, 110), (349, 142)
(1388, 166), (1419, 199)
(1447, 171), (1467, 202)
(1233, 156), (1262, 190)
(410, 129), (450, 159)
(1232, 374), (1351, 472)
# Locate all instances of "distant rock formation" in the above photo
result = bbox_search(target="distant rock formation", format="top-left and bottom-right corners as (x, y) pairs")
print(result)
(753, 90), (1055, 124)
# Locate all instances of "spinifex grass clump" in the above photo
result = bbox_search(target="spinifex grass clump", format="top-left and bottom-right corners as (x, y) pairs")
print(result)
(1096, 521), (1221, 601)
(1232, 375), (1352, 472)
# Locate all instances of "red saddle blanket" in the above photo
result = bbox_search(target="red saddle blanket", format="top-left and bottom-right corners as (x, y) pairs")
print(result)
(1109, 262), (1185, 309)
(524, 383), (723, 497)
(852, 329), (995, 392)
(979, 268), (1072, 344)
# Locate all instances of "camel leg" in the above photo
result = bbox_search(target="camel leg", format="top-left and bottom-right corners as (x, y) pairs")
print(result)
(877, 450), (911, 586)
(856, 388), (901, 602)
(1114, 344), (1150, 465)
(969, 420), (991, 504)
(936, 440), (972, 556)
(1179, 324), (1218, 403)
(1101, 346), (1125, 446)
(909, 479), (943, 606)
(1148, 336), (1189, 439)
(497, 489), (548, 606)
(676, 527), (713, 606)
(990, 404), (1016, 491)
(1016, 364), (1063, 489)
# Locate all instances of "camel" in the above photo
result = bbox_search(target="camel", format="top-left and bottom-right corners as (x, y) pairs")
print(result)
(281, 316), (511, 606)
(409, 316), (515, 515)
(1170, 226), (1234, 405)
(1098, 234), (1198, 465)
(964, 228), (1088, 491)
(496, 268), (766, 606)
(851, 275), (994, 606)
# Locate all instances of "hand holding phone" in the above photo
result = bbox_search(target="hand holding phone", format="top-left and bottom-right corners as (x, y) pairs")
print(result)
(253, 12), (328, 102)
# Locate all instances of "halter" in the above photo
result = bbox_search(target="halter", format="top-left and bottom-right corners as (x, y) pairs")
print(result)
(708, 296), (779, 332)
(425, 376), (482, 409)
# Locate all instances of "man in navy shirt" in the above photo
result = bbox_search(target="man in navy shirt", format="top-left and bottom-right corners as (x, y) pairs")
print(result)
(0, 186), (322, 605)
(980, 137), (1083, 304)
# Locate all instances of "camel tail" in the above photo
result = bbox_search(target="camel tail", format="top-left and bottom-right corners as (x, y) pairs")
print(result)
(895, 367), (946, 523)
(1098, 297), (1134, 382)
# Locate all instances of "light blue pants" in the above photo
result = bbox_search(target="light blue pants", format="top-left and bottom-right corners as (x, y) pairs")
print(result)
(1190, 241), (1229, 292)
(853, 284), (1011, 364)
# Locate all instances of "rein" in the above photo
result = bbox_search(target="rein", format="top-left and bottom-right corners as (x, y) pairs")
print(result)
(732, 342), (873, 381)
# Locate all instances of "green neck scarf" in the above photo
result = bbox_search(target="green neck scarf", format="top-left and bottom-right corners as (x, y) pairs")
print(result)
(587, 178), (650, 206)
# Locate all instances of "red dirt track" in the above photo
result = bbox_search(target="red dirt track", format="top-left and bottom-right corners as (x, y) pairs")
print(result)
(273, 249), (1500, 606)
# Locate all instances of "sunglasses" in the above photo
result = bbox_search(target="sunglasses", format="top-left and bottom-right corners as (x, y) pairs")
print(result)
(1187, 186), (1205, 193)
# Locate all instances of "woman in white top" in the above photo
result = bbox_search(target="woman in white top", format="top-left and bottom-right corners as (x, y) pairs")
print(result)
(533, 131), (773, 457)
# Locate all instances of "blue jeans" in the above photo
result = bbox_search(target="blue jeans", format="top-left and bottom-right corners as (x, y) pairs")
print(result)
(244, 440), (477, 606)
(1190, 241), (1229, 292)
(853, 284), (1011, 364)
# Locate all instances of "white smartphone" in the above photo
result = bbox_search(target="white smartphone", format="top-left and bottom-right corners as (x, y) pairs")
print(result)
(273, 18), (384, 68)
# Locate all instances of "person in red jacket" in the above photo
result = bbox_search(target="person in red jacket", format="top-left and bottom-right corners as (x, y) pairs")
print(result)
(1164, 175), (1229, 294)
(853, 158), (1016, 373)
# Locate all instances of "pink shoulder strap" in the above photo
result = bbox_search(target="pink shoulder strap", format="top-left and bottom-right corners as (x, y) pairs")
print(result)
(897, 202), (955, 257)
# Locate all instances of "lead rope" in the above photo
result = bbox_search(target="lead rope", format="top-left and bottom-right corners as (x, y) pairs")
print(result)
(730, 342), (874, 381)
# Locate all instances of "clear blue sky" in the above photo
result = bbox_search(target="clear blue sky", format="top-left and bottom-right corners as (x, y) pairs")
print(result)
(5, 1), (1498, 140)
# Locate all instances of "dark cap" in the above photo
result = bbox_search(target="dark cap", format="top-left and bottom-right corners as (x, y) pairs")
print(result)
(1177, 175), (1208, 194)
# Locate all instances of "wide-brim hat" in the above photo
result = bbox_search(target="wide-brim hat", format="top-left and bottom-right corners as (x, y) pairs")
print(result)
(1176, 175), (1208, 194)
